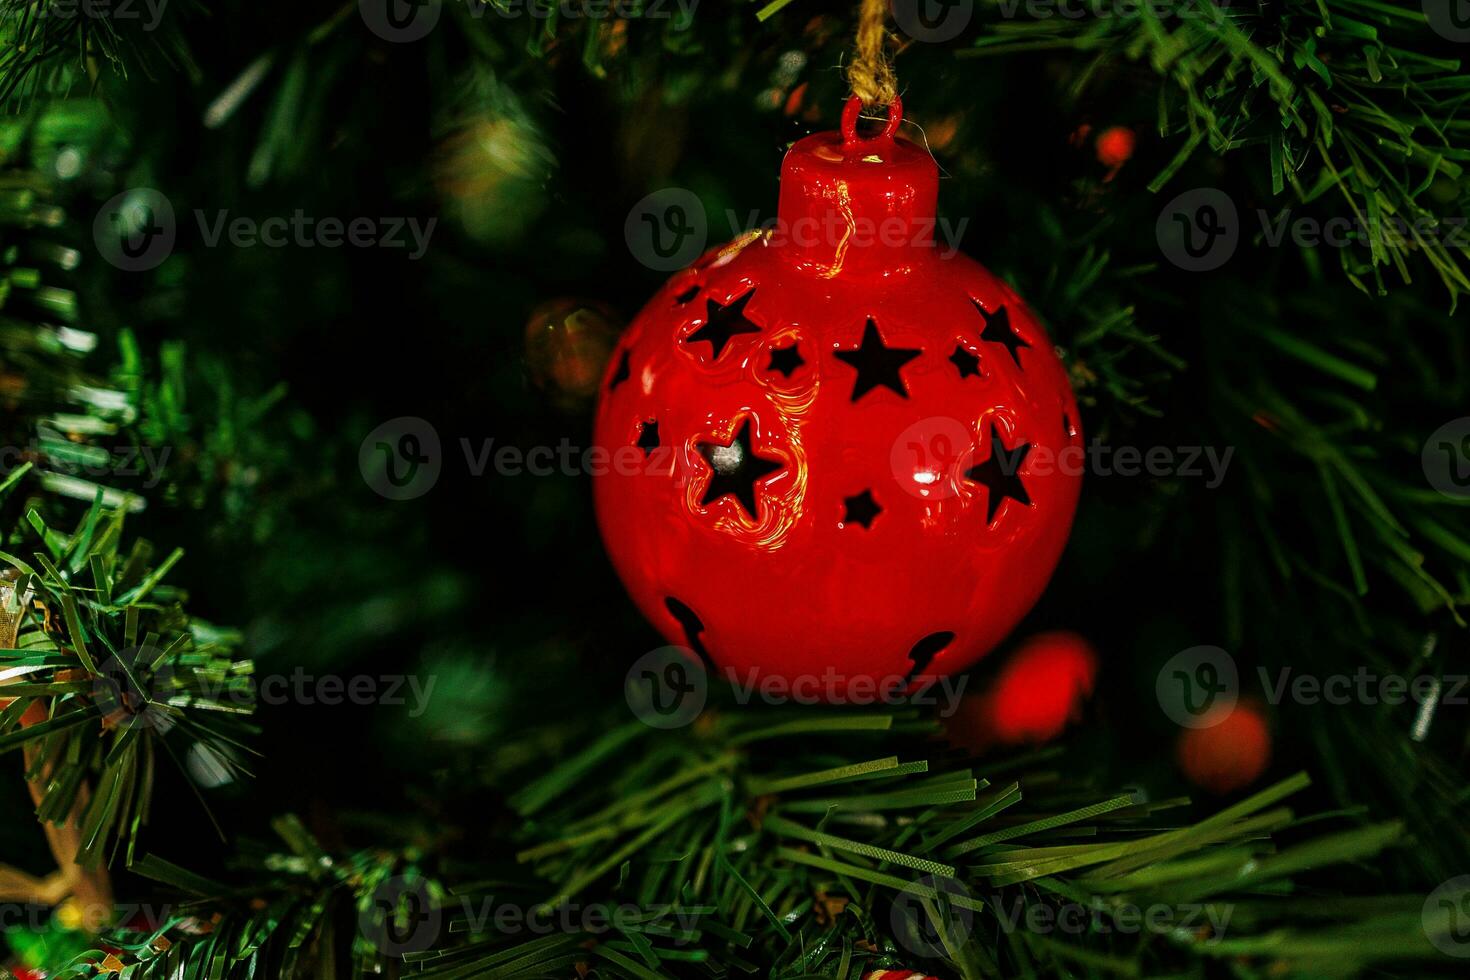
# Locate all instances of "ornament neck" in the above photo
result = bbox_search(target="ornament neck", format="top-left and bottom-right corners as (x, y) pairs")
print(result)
(773, 98), (941, 279)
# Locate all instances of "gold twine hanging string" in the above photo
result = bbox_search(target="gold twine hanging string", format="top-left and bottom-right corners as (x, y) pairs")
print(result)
(847, 0), (898, 107)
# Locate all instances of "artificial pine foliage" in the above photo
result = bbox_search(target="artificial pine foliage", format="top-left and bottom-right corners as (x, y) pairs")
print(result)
(0, 2), (1467, 977)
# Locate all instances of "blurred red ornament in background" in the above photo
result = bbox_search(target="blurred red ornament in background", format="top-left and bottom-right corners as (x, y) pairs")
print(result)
(1177, 701), (1271, 794)
(783, 82), (808, 117)
(1094, 126), (1136, 181)
(989, 630), (1099, 742)
(592, 99), (1082, 695)
(945, 630), (1098, 751)
(525, 299), (621, 409)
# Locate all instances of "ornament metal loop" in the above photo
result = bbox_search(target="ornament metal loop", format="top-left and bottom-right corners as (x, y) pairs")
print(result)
(841, 95), (903, 148)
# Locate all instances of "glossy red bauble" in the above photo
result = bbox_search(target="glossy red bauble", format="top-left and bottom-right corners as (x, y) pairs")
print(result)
(593, 100), (1082, 693)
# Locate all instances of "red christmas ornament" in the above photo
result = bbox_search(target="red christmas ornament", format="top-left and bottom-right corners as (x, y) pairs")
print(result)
(1094, 126), (1136, 168)
(990, 630), (1098, 741)
(945, 630), (1098, 751)
(593, 99), (1082, 694)
(1176, 702), (1271, 795)
(1094, 126), (1136, 183)
(524, 298), (621, 409)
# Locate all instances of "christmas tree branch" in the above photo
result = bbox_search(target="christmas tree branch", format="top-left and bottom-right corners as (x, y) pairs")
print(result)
(0, 117), (259, 934)
(965, 1), (1470, 299)
(49, 705), (1457, 977)
(0, 0), (199, 106)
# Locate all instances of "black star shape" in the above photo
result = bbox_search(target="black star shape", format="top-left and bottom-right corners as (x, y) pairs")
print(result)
(768, 342), (805, 378)
(636, 419), (660, 457)
(696, 419), (783, 520)
(963, 422), (1033, 525)
(841, 489), (882, 529)
(974, 300), (1030, 369)
(948, 345), (981, 379)
(608, 348), (631, 391)
(686, 290), (761, 360)
(833, 318), (921, 401)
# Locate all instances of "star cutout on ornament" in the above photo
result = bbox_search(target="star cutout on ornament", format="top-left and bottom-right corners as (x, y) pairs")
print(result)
(907, 631), (955, 679)
(841, 489), (882, 529)
(834, 318), (921, 401)
(663, 596), (710, 664)
(973, 300), (1030, 369)
(768, 342), (805, 378)
(636, 419), (660, 457)
(696, 419), (783, 520)
(608, 349), (631, 391)
(964, 422), (1033, 525)
(948, 345), (981, 380)
(686, 289), (762, 360)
